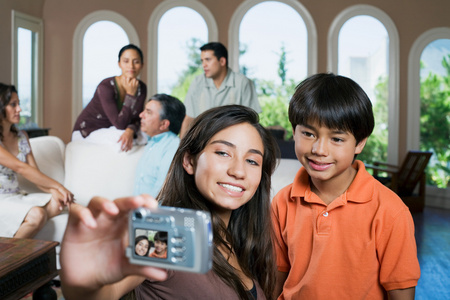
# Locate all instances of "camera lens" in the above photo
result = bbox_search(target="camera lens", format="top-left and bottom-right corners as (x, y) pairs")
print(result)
(134, 208), (147, 219)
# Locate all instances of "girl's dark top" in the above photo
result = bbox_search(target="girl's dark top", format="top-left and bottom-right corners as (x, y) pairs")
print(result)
(134, 270), (264, 299)
(73, 77), (147, 138)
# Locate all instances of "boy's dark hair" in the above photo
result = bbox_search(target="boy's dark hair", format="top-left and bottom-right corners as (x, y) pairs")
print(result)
(289, 73), (374, 144)
(147, 94), (186, 135)
(200, 42), (228, 67)
(153, 231), (168, 244)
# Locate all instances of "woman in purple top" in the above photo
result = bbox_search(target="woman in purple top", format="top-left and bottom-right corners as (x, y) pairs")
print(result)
(72, 44), (147, 152)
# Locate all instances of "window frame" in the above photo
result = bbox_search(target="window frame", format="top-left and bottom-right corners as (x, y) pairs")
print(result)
(147, 0), (218, 97)
(11, 10), (44, 126)
(407, 27), (450, 150)
(407, 27), (450, 201)
(228, 0), (317, 76)
(328, 4), (400, 165)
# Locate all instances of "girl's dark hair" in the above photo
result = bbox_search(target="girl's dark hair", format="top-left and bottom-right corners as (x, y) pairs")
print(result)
(118, 44), (144, 63)
(0, 83), (19, 140)
(158, 105), (279, 299)
(289, 73), (374, 144)
(135, 235), (150, 256)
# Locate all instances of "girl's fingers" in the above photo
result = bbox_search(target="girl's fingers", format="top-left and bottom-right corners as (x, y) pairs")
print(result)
(67, 203), (97, 229)
(113, 195), (156, 213)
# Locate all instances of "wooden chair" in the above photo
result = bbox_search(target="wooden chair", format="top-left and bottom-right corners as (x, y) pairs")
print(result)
(365, 151), (433, 212)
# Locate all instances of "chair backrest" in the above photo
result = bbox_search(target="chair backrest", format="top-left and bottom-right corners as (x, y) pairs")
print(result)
(397, 151), (432, 195)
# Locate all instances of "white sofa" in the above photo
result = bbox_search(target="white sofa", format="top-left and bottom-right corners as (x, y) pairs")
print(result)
(18, 135), (301, 265)
(17, 136), (145, 266)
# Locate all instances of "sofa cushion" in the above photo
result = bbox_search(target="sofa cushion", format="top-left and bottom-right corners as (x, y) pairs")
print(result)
(64, 141), (145, 206)
(18, 135), (66, 193)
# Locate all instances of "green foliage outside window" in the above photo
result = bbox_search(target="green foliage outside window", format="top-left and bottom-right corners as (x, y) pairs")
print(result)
(419, 54), (450, 188)
(357, 76), (388, 165)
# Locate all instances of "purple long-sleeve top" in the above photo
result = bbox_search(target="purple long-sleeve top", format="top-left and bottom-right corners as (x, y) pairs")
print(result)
(73, 77), (147, 138)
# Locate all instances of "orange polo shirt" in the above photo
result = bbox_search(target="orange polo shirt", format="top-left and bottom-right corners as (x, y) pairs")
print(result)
(271, 160), (420, 299)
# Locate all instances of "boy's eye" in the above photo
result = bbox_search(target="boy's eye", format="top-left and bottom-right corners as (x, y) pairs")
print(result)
(332, 137), (344, 143)
(302, 131), (314, 138)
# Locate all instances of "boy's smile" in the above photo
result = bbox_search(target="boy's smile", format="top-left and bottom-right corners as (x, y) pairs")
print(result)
(293, 122), (367, 201)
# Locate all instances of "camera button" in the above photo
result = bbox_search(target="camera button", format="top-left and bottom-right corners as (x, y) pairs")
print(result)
(171, 256), (186, 263)
(171, 246), (186, 254)
(172, 237), (186, 244)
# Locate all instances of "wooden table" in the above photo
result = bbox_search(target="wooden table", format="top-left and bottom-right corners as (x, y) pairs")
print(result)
(0, 237), (58, 300)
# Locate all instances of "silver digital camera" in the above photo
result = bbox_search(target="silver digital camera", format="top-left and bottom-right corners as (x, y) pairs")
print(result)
(126, 206), (213, 274)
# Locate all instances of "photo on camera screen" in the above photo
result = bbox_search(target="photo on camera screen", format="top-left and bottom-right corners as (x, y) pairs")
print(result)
(134, 229), (168, 259)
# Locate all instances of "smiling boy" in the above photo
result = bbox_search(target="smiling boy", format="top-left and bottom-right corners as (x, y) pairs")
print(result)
(271, 73), (420, 299)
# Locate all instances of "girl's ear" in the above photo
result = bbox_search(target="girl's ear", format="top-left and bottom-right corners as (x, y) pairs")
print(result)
(182, 152), (195, 175)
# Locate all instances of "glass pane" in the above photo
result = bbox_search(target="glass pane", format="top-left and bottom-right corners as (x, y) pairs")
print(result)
(420, 39), (450, 188)
(158, 7), (208, 97)
(83, 21), (129, 107)
(17, 27), (34, 125)
(239, 1), (307, 139)
(338, 16), (389, 164)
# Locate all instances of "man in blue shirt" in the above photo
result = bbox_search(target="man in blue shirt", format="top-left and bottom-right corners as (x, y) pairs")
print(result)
(133, 94), (185, 197)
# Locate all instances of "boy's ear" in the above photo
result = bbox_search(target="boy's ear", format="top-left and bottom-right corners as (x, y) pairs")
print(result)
(355, 137), (368, 155)
(182, 152), (195, 175)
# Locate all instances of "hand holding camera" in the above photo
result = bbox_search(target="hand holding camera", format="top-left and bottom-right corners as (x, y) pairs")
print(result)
(60, 195), (170, 298)
(127, 206), (213, 274)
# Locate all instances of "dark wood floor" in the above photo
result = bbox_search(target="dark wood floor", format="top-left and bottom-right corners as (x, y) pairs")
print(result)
(412, 207), (450, 299)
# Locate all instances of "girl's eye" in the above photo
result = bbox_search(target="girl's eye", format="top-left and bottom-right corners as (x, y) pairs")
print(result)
(246, 159), (260, 166)
(215, 151), (229, 157)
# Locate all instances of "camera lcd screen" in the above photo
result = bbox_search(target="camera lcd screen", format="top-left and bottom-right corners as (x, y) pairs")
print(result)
(134, 229), (168, 259)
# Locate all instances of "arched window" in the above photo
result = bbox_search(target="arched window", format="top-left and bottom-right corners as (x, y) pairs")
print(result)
(82, 21), (128, 107)
(418, 38), (450, 189)
(147, 0), (218, 97)
(230, 0), (317, 138)
(72, 10), (139, 125)
(12, 11), (43, 127)
(408, 28), (450, 201)
(329, 5), (399, 165)
(157, 7), (207, 96)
